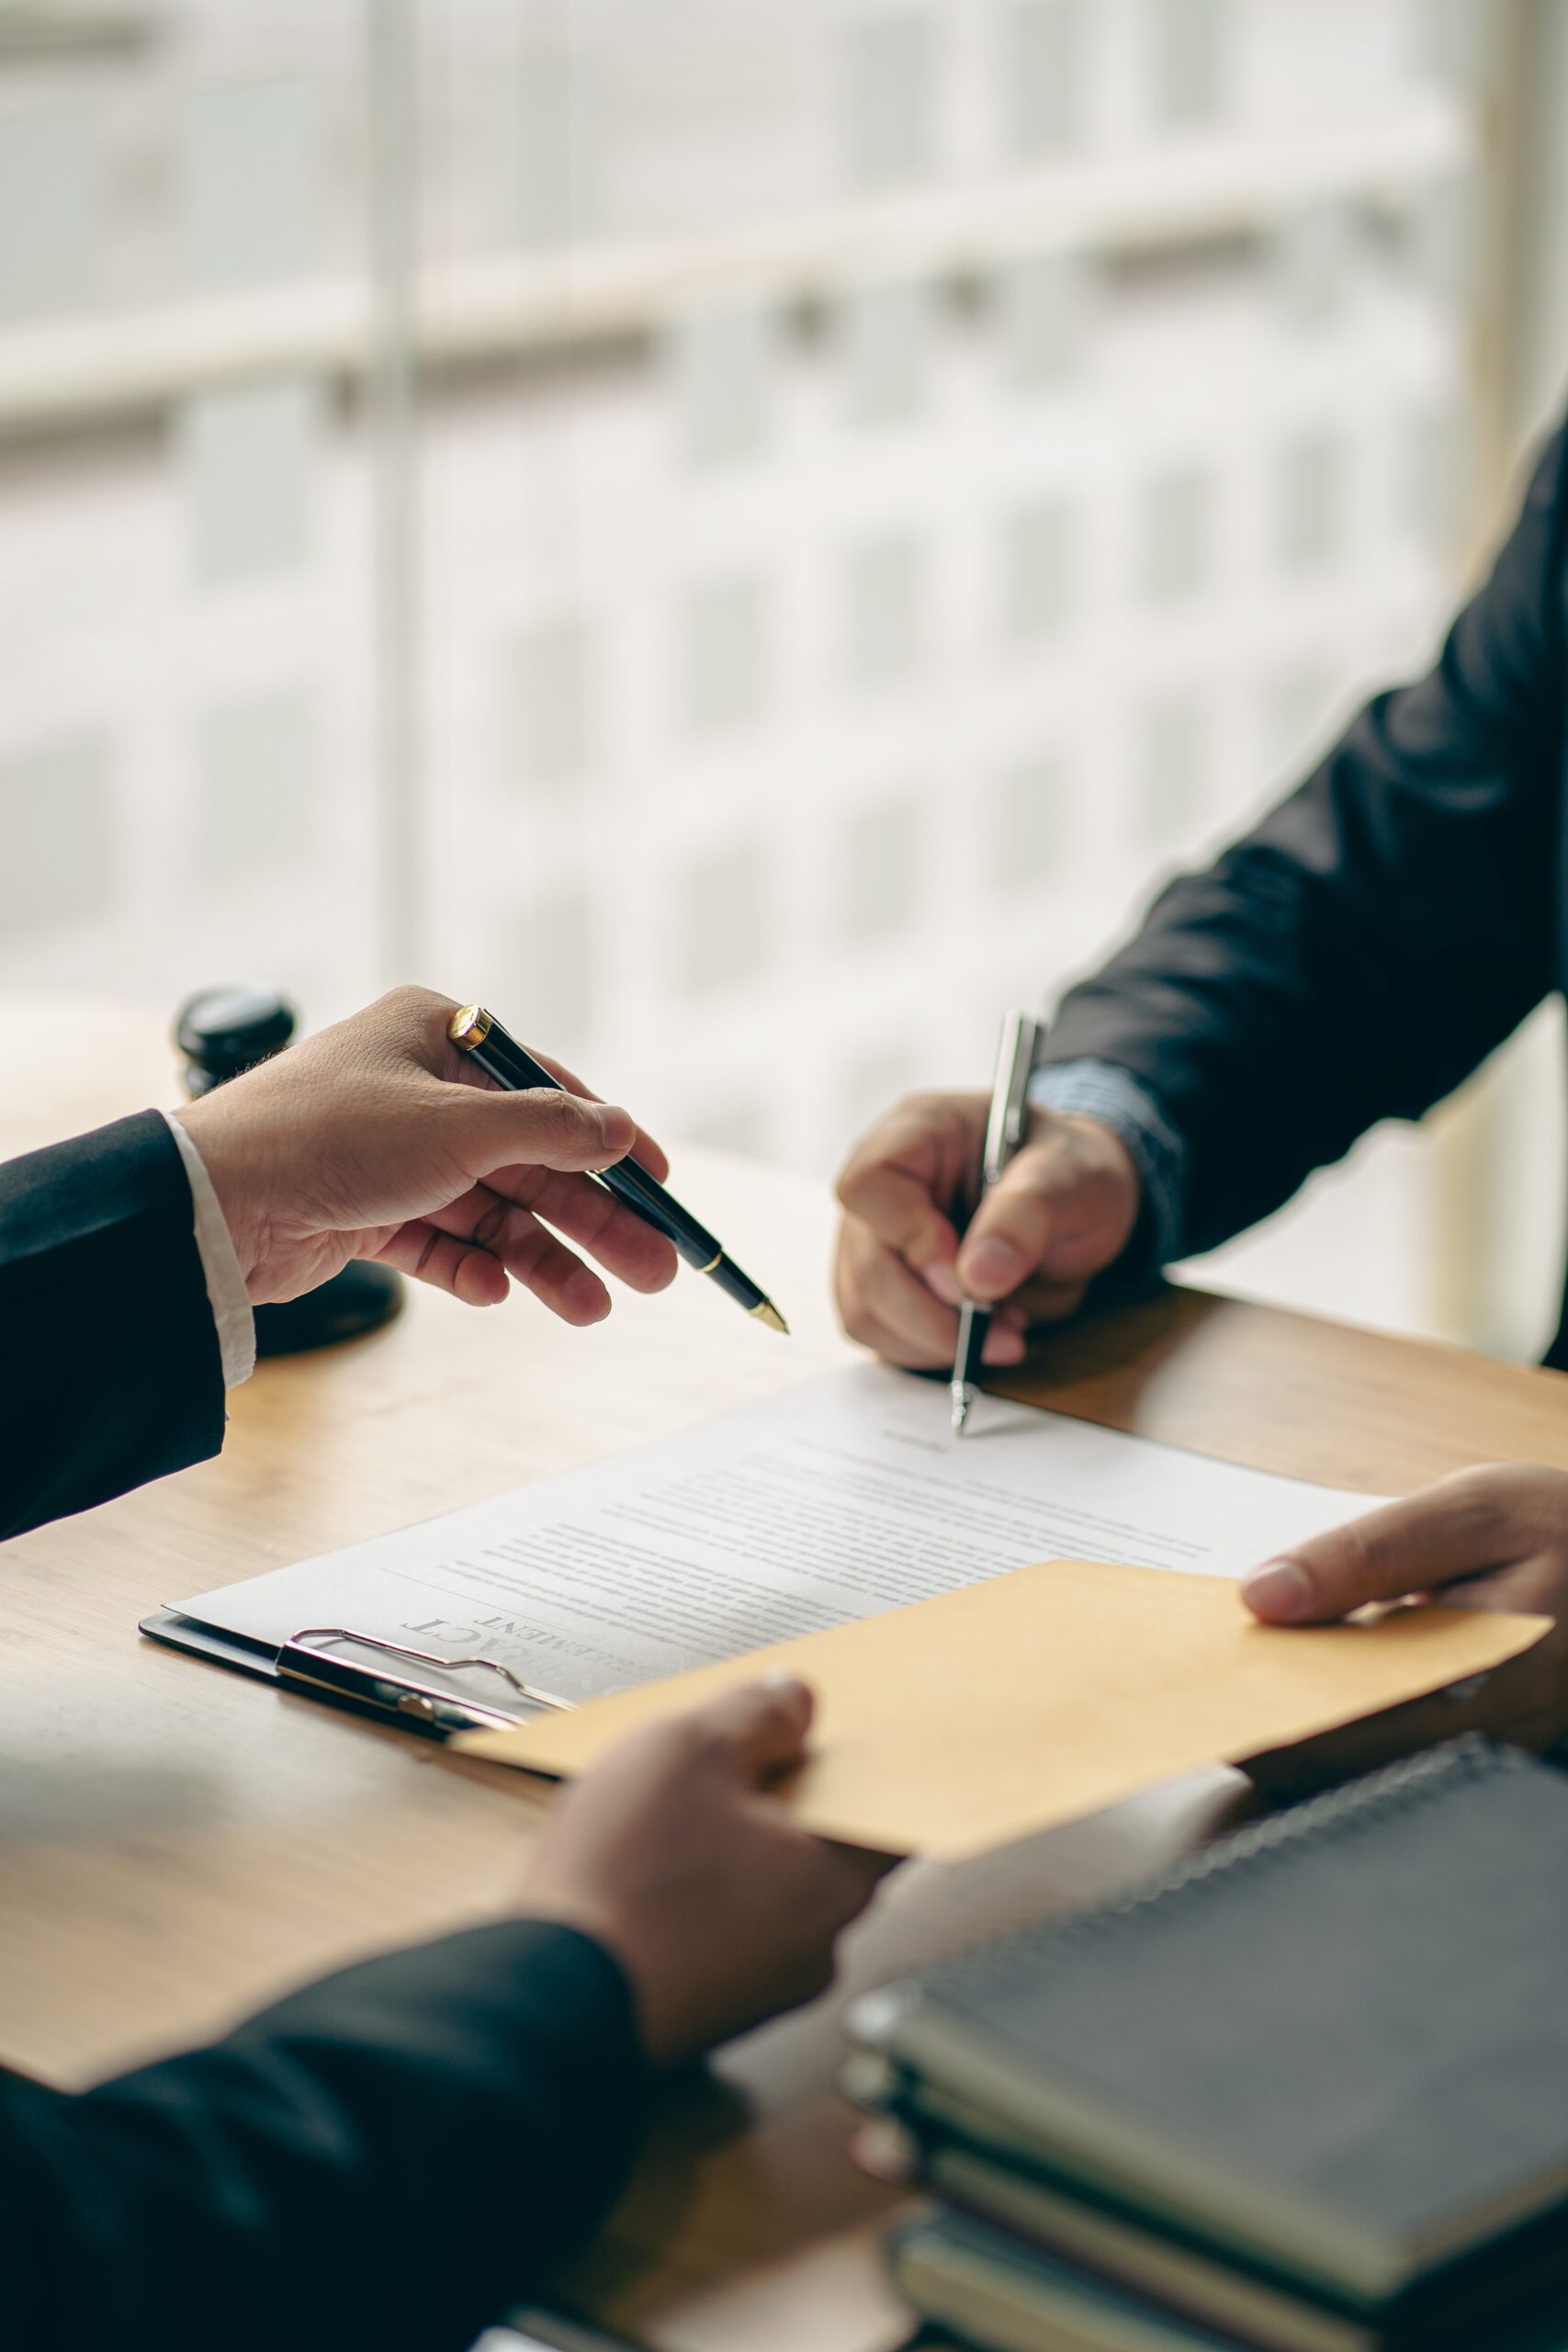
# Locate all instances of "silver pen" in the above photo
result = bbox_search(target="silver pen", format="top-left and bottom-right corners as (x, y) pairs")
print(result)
(951, 1009), (1043, 1437)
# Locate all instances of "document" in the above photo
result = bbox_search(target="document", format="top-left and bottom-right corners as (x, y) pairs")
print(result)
(459, 1560), (1547, 1857)
(177, 1365), (1393, 1705)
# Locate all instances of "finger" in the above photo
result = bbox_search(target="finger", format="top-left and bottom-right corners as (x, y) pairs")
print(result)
(836, 1116), (966, 1292)
(372, 1219), (511, 1306)
(840, 1231), (964, 1364)
(419, 993), (670, 1174)
(519, 1170), (680, 1295)
(456, 1083), (637, 1176)
(955, 1140), (1116, 1304)
(400, 1195), (614, 1325)
(692, 1675), (815, 1777)
(844, 1292), (1026, 1372)
(1241, 1472), (1519, 1625)
(434, 1171), (679, 1296)
(522, 1047), (671, 1185)
(492, 1209), (615, 1325)
(841, 1303), (944, 1369)
(837, 1167), (962, 1293)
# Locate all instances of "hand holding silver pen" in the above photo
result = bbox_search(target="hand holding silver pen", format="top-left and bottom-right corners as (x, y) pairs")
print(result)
(950, 1011), (1043, 1436)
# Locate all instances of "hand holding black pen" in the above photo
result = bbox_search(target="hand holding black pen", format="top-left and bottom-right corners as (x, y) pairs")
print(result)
(448, 1004), (788, 1333)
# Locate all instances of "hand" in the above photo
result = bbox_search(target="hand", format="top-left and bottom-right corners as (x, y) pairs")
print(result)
(1238, 1464), (1568, 1798)
(834, 1091), (1142, 1368)
(517, 1678), (892, 2066)
(175, 985), (679, 1320)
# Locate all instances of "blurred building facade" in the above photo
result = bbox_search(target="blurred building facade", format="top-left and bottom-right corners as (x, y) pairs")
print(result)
(2, 0), (1557, 1351)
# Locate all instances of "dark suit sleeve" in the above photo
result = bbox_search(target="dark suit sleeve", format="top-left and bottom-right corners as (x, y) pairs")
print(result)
(1038, 424), (1568, 1261)
(0, 1111), (225, 1540)
(2, 1918), (652, 2352)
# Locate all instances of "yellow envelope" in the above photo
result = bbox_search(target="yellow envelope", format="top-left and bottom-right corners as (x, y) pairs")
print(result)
(455, 1560), (1548, 1860)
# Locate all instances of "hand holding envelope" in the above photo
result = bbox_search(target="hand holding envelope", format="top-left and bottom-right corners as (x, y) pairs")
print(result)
(457, 1560), (1549, 1860)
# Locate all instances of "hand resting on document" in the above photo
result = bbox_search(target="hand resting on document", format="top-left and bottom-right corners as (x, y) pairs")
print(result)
(175, 984), (679, 1320)
(1240, 1464), (1568, 1795)
(518, 1675), (893, 2065)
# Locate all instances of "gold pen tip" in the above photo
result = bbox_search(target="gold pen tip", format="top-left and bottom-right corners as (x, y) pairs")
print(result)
(751, 1301), (789, 1335)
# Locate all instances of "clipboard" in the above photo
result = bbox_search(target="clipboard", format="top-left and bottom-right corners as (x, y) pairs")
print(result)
(140, 1608), (573, 1737)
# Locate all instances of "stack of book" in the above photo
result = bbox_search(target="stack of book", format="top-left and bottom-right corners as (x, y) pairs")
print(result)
(848, 1739), (1568, 2352)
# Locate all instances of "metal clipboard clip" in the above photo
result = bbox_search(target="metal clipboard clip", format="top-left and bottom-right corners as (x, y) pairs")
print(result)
(277, 1626), (575, 1735)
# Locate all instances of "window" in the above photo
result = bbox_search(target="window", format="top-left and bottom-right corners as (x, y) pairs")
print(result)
(506, 616), (599, 799)
(196, 684), (317, 883)
(1147, 0), (1228, 129)
(1134, 691), (1208, 858)
(179, 379), (321, 586)
(678, 574), (772, 736)
(838, 280), (931, 426)
(842, 532), (929, 692)
(496, 883), (596, 1053)
(180, 80), (317, 291)
(999, 497), (1078, 648)
(989, 749), (1070, 892)
(666, 305), (776, 471)
(1273, 433), (1347, 575)
(998, 0), (1088, 159)
(671, 840), (772, 994)
(1137, 467), (1215, 605)
(0, 107), (100, 323)
(842, 8), (939, 188)
(1263, 665), (1337, 773)
(0, 737), (114, 937)
(834, 793), (925, 943)
(494, 45), (602, 246)
(996, 251), (1092, 390)
(1270, 203), (1359, 330)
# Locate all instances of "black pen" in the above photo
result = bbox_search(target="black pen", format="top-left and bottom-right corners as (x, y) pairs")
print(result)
(447, 1004), (788, 1334)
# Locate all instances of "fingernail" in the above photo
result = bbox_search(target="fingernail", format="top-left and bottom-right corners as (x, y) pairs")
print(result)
(761, 1669), (811, 1708)
(960, 1237), (1023, 1296)
(599, 1106), (635, 1155)
(923, 1260), (963, 1306)
(982, 1324), (1026, 1365)
(1243, 1560), (1314, 1623)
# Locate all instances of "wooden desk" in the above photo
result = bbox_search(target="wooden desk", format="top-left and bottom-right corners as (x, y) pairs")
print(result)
(6, 1001), (1568, 2352)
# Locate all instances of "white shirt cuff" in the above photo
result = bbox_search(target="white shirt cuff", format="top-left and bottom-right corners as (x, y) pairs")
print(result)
(162, 1108), (257, 1389)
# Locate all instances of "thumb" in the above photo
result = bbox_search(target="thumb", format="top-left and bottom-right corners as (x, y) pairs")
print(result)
(695, 1675), (815, 1780)
(1242, 1476), (1511, 1625)
(955, 1138), (1121, 1303)
(457, 1083), (636, 1175)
